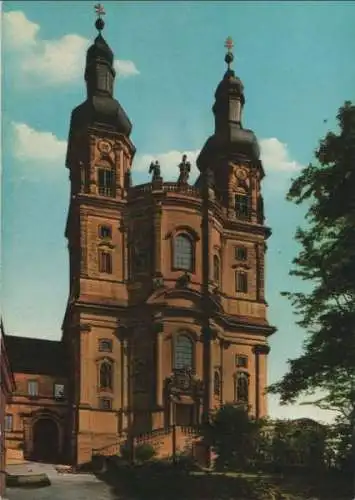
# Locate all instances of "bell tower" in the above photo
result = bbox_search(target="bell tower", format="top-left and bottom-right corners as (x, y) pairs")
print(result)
(197, 39), (272, 420)
(197, 37), (265, 226)
(63, 5), (135, 465)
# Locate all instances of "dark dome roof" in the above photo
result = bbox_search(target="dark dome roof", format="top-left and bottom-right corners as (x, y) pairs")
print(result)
(86, 34), (114, 66)
(199, 128), (260, 164)
(71, 96), (132, 136)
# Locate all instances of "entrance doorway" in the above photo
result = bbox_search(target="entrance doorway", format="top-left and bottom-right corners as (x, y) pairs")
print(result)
(175, 404), (194, 426)
(32, 418), (60, 463)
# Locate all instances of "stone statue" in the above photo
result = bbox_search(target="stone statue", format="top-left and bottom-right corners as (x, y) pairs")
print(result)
(177, 154), (191, 185)
(149, 160), (161, 181)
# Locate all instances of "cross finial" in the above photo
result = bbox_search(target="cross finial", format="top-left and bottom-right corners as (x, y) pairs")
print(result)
(224, 36), (234, 70)
(94, 3), (106, 32)
(225, 36), (234, 53)
(95, 3), (106, 18)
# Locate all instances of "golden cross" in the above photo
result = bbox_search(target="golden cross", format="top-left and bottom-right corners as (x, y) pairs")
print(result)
(94, 3), (106, 18)
(224, 36), (234, 53)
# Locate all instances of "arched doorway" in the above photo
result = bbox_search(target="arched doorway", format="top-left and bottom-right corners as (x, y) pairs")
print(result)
(32, 418), (60, 463)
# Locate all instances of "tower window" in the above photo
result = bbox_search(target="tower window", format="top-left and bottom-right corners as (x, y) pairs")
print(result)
(213, 255), (220, 284)
(174, 334), (193, 370)
(99, 338), (113, 353)
(99, 397), (112, 410)
(173, 234), (193, 271)
(98, 168), (114, 197)
(235, 372), (249, 404)
(235, 246), (247, 261)
(235, 194), (249, 219)
(28, 380), (38, 397)
(235, 271), (248, 293)
(229, 100), (241, 122)
(99, 225), (112, 239)
(99, 361), (113, 391)
(5, 414), (13, 432)
(54, 384), (65, 399)
(236, 355), (248, 369)
(99, 251), (112, 274)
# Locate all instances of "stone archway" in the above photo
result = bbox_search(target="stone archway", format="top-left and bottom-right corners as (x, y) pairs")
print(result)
(31, 418), (60, 463)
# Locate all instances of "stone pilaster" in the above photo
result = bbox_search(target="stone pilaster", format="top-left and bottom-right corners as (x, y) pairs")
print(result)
(155, 325), (164, 407)
(119, 220), (128, 282)
(79, 324), (91, 407)
(252, 344), (270, 419)
(121, 338), (129, 431)
(219, 339), (231, 405)
(80, 212), (88, 277)
(250, 170), (258, 223)
(153, 201), (163, 277)
(114, 144), (122, 196)
(256, 243), (265, 302)
(88, 135), (96, 194)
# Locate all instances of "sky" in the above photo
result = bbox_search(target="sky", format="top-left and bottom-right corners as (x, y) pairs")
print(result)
(1, 0), (355, 423)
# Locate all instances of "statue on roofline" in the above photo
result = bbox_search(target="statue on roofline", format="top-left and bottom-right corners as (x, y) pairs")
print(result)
(177, 154), (191, 185)
(149, 160), (161, 181)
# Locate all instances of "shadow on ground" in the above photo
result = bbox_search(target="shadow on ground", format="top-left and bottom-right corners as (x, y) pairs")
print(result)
(95, 460), (353, 500)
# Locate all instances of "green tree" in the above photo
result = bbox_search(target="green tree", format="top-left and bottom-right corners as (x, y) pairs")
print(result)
(271, 419), (326, 472)
(201, 404), (263, 471)
(268, 101), (355, 462)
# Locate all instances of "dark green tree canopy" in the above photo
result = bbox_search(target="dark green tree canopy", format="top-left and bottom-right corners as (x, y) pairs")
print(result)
(268, 101), (355, 418)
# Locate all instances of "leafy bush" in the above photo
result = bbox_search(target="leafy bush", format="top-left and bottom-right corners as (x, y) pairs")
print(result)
(119, 442), (157, 463)
(134, 443), (157, 462)
(201, 404), (262, 471)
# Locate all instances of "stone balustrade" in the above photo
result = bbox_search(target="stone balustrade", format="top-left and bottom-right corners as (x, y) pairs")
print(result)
(92, 425), (200, 459)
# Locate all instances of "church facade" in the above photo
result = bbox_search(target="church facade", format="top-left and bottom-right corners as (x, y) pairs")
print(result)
(4, 20), (275, 466)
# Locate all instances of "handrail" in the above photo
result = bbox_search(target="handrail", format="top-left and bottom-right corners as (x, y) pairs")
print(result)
(92, 425), (200, 456)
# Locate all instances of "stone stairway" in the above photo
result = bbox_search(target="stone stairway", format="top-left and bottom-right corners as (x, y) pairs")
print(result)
(92, 425), (201, 459)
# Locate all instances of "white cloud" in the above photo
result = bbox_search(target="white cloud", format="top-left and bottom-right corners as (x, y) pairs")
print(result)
(133, 149), (201, 183)
(10, 120), (302, 188)
(3, 10), (139, 86)
(12, 122), (67, 163)
(114, 59), (140, 78)
(260, 138), (302, 172)
(133, 139), (302, 184)
(3, 10), (39, 49)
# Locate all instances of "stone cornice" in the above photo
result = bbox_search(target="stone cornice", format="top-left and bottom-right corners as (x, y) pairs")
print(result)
(72, 193), (127, 211)
(252, 344), (271, 355)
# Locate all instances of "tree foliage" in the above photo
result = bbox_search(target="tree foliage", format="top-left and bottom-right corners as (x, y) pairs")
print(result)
(271, 419), (326, 472)
(268, 101), (355, 422)
(201, 404), (263, 470)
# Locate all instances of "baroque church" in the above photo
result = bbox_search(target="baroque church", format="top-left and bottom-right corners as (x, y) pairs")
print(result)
(3, 14), (275, 466)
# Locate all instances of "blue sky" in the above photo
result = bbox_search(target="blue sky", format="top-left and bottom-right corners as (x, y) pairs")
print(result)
(2, 1), (355, 422)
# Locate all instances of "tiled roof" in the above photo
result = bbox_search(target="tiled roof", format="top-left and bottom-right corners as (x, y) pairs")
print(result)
(4, 335), (67, 377)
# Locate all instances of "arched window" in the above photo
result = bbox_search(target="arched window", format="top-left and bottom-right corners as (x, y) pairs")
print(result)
(235, 372), (249, 403)
(174, 334), (193, 370)
(213, 255), (220, 284)
(99, 361), (113, 390)
(235, 193), (250, 219)
(99, 250), (112, 274)
(235, 270), (248, 293)
(173, 234), (193, 271)
(214, 370), (221, 396)
(98, 168), (114, 197)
